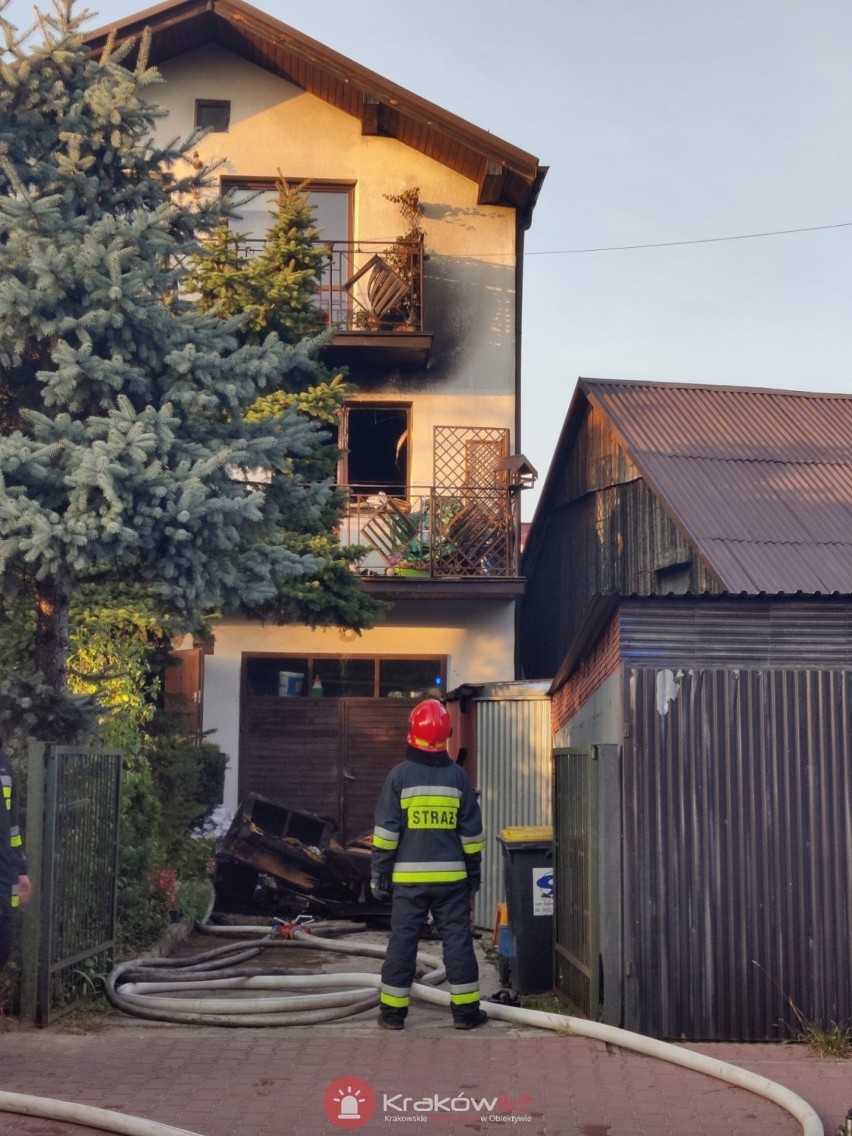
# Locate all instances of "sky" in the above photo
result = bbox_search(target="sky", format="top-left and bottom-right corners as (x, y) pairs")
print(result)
(5, 0), (852, 519)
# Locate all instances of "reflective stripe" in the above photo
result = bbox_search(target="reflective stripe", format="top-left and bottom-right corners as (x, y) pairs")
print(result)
(10, 834), (22, 848)
(460, 831), (484, 846)
(380, 983), (410, 998)
(393, 869), (467, 883)
(449, 981), (480, 995)
(380, 992), (410, 1008)
(400, 785), (461, 803)
(392, 860), (466, 875)
(372, 833), (398, 850)
(450, 990), (480, 1005)
(461, 838), (485, 854)
(374, 825), (398, 844)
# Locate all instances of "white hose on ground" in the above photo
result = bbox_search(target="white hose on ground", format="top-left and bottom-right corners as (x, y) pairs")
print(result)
(0, 1091), (204, 1136)
(103, 924), (824, 1136)
(105, 925), (445, 1026)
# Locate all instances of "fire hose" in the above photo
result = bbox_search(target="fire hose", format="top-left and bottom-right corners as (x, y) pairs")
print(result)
(0, 919), (823, 1136)
(0, 1093), (204, 1136)
(101, 918), (825, 1136)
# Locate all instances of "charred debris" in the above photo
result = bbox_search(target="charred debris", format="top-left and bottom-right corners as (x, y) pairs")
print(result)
(214, 793), (390, 920)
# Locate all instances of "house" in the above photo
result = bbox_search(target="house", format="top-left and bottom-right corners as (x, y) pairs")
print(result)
(87, 0), (546, 842)
(520, 378), (852, 1039)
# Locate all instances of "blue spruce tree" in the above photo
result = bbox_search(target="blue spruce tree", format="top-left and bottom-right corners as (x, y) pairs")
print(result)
(0, 0), (379, 705)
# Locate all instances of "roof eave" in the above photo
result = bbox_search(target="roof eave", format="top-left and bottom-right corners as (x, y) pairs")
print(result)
(83, 0), (545, 217)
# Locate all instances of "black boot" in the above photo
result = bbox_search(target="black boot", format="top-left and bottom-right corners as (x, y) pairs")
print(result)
(378, 1011), (405, 1031)
(453, 1008), (488, 1031)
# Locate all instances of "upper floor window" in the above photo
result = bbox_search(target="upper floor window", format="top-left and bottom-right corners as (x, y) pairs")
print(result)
(338, 403), (410, 498)
(195, 99), (230, 132)
(221, 178), (352, 244)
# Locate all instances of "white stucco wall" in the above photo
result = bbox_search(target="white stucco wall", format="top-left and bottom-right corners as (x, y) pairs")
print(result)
(197, 600), (517, 810)
(153, 46), (519, 424)
(155, 45), (524, 811)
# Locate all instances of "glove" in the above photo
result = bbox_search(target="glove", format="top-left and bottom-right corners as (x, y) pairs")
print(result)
(370, 875), (391, 902)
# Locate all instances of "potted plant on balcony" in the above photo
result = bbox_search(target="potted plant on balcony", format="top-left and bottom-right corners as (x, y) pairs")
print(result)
(392, 538), (432, 576)
(382, 187), (425, 330)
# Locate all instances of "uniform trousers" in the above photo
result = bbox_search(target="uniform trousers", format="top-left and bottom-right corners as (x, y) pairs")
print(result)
(380, 881), (479, 1023)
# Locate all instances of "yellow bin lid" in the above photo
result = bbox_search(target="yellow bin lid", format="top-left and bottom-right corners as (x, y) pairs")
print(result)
(498, 826), (553, 842)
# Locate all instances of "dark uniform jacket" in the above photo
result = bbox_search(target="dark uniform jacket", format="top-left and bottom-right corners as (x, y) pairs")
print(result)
(0, 750), (27, 906)
(372, 745), (484, 887)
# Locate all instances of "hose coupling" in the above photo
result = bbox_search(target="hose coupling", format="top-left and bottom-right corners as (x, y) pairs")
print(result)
(273, 916), (313, 939)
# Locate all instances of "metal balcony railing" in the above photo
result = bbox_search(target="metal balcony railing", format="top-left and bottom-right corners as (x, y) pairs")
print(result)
(321, 238), (425, 333)
(339, 485), (519, 579)
(186, 235), (426, 334)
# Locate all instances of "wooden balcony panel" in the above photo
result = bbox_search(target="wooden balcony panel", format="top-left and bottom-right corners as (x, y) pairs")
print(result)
(341, 487), (520, 582)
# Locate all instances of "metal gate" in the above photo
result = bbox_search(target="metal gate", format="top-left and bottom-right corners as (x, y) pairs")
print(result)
(553, 747), (598, 1018)
(21, 742), (122, 1025)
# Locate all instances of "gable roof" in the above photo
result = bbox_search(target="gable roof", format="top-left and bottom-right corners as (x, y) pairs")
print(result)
(533, 377), (852, 594)
(83, 0), (546, 223)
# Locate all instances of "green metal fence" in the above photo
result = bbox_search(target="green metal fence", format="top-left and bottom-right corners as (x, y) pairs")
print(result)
(553, 747), (597, 1018)
(21, 741), (122, 1025)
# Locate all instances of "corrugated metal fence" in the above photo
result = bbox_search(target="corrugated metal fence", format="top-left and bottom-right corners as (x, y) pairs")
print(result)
(472, 691), (552, 930)
(624, 665), (852, 1040)
(553, 747), (595, 1017)
(22, 742), (122, 1025)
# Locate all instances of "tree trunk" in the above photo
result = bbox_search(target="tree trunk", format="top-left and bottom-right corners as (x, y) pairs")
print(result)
(34, 577), (71, 693)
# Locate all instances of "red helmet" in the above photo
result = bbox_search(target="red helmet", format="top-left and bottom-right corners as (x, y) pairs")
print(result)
(408, 699), (452, 752)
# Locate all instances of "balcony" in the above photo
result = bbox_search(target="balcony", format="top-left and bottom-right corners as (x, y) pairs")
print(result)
(212, 235), (433, 371)
(339, 485), (524, 600)
(323, 236), (433, 370)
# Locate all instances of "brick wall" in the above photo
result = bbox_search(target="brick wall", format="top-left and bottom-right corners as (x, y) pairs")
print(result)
(551, 614), (620, 733)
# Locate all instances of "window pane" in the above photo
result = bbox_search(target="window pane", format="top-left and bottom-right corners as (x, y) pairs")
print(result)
(379, 660), (444, 700)
(229, 189), (278, 242)
(308, 190), (349, 242)
(314, 658), (375, 698)
(245, 657), (308, 697)
(196, 100), (230, 132)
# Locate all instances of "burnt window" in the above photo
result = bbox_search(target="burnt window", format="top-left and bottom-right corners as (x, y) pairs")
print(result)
(195, 100), (231, 132)
(340, 404), (410, 498)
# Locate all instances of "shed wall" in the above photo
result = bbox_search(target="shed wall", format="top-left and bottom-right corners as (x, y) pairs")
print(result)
(521, 404), (719, 679)
(620, 597), (852, 668)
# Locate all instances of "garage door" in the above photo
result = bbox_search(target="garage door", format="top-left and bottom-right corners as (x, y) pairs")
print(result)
(239, 697), (414, 843)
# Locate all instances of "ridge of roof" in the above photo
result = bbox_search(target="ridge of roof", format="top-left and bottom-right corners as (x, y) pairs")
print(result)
(83, 0), (546, 219)
(579, 376), (852, 400)
(525, 377), (852, 596)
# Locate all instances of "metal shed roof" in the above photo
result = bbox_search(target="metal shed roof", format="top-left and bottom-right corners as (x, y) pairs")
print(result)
(556, 379), (852, 594)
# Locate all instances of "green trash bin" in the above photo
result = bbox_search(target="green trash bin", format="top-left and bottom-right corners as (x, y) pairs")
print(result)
(497, 826), (554, 995)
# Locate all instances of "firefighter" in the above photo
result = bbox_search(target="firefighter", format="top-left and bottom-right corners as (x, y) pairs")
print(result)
(0, 747), (31, 970)
(371, 698), (487, 1031)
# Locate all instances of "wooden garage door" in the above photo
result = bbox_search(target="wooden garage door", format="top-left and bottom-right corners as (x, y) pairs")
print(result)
(239, 697), (413, 843)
